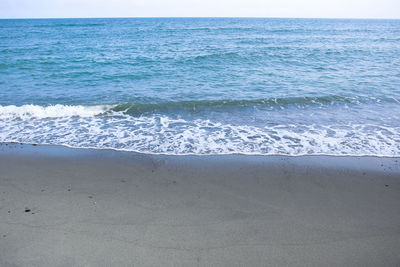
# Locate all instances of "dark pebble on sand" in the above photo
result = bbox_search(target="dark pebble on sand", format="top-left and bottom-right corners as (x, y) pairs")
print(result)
(24, 208), (31, 213)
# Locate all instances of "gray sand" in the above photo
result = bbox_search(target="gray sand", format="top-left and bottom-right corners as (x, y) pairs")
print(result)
(0, 143), (400, 266)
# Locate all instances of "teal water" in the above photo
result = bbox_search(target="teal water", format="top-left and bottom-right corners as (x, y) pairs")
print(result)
(1, 18), (400, 155)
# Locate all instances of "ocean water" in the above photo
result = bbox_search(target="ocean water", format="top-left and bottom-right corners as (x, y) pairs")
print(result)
(0, 18), (400, 156)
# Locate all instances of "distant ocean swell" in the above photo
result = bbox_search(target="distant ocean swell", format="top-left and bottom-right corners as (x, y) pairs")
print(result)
(0, 103), (399, 156)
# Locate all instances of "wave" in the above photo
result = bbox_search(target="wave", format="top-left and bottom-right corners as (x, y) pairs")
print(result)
(112, 95), (399, 114)
(0, 104), (113, 119)
(0, 95), (398, 119)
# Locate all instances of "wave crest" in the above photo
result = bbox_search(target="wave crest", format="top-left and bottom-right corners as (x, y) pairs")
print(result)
(0, 104), (114, 119)
(112, 95), (390, 115)
(0, 95), (396, 119)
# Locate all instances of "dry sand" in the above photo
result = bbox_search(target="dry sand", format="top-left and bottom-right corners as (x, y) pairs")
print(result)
(0, 143), (399, 266)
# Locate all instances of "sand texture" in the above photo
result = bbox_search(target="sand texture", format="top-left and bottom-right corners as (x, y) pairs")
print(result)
(0, 143), (400, 266)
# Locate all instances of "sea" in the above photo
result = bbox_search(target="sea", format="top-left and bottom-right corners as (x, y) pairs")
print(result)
(0, 18), (399, 156)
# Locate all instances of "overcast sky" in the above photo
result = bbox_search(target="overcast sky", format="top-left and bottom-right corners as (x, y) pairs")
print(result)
(1, 0), (399, 19)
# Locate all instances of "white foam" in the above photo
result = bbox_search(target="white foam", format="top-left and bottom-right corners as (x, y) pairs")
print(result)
(0, 104), (114, 119)
(0, 113), (399, 156)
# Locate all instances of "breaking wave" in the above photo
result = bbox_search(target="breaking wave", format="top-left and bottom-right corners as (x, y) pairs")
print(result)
(1, 95), (396, 119)
(0, 104), (115, 119)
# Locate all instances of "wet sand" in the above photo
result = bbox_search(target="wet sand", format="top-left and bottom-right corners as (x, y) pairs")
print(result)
(0, 143), (399, 266)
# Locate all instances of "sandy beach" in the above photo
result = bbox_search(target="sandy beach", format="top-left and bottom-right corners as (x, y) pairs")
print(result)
(0, 143), (399, 266)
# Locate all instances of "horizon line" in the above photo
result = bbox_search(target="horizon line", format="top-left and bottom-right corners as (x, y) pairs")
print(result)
(1, 16), (400, 20)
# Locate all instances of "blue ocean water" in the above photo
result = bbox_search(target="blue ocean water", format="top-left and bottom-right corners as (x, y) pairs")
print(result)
(0, 18), (400, 155)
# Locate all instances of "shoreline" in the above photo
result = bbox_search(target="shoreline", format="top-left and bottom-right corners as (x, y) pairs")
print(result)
(1, 143), (399, 266)
(1, 142), (399, 176)
(2, 141), (400, 158)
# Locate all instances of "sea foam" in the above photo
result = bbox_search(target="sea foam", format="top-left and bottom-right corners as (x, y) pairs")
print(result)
(0, 105), (399, 156)
(0, 104), (114, 119)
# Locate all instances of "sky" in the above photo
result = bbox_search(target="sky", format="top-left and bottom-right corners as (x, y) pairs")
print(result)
(1, 0), (399, 19)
